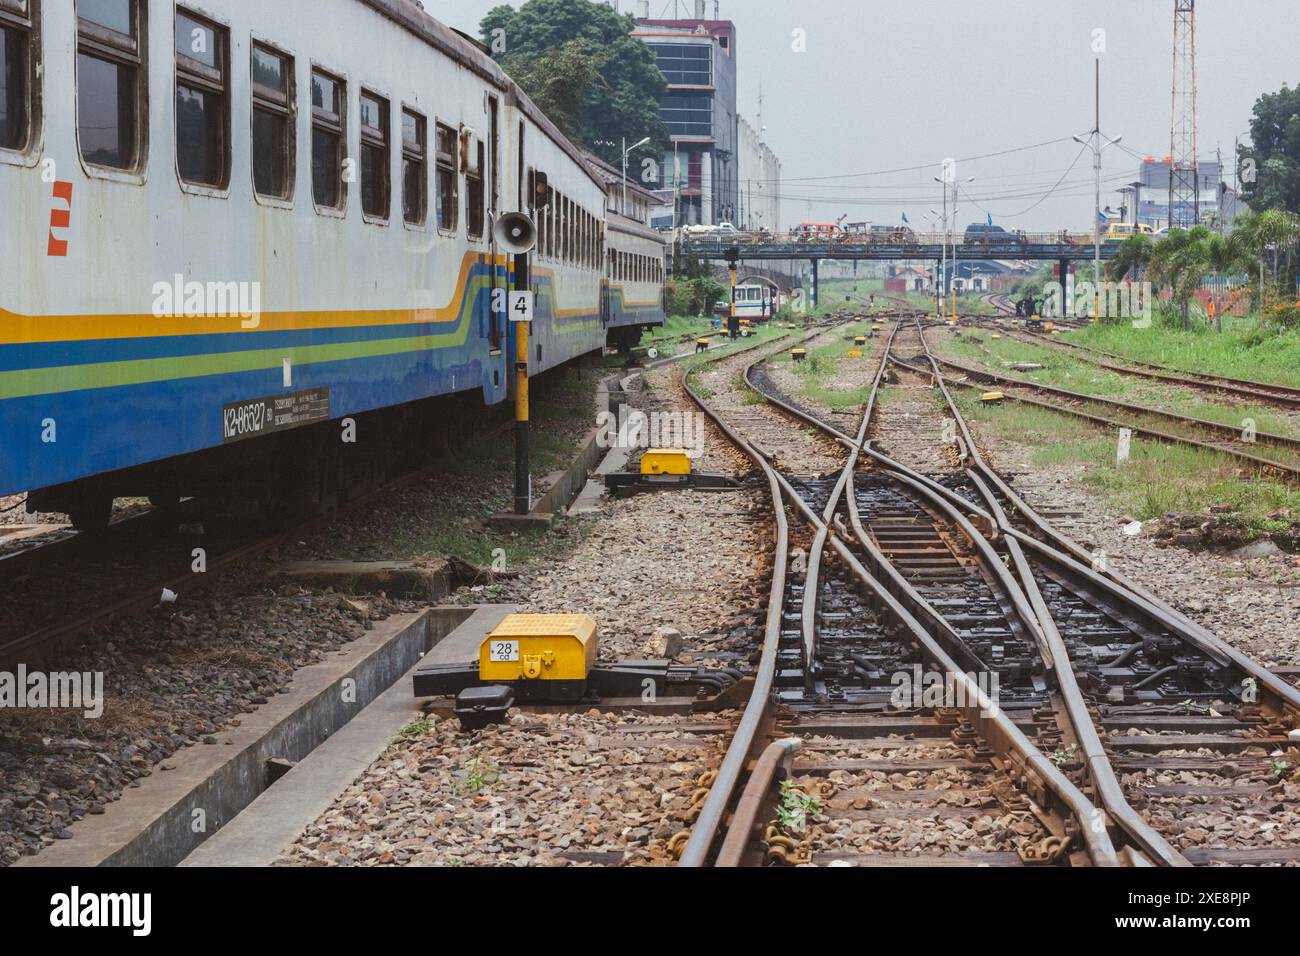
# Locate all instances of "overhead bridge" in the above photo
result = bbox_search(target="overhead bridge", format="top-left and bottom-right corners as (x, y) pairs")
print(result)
(680, 231), (1120, 307)
(681, 235), (1121, 263)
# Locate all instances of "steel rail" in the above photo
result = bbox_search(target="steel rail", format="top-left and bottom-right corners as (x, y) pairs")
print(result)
(911, 318), (1300, 723)
(1019, 331), (1300, 407)
(918, 352), (1300, 482)
(675, 330), (829, 868)
(912, 322), (1300, 718)
(872, 320), (1189, 863)
(934, 346), (1300, 457)
(696, 324), (1123, 867)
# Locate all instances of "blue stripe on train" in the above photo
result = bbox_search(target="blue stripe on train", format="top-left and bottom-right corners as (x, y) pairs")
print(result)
(1, 347), (494, 493)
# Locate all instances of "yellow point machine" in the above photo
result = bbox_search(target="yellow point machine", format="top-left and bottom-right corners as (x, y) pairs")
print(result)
(413, 612), (745, 727)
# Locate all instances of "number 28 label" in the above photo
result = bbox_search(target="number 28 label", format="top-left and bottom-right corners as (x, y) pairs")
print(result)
(489, 640), (519, 662)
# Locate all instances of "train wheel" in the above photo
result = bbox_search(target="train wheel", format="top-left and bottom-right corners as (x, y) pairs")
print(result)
(69, 495), (113, 532)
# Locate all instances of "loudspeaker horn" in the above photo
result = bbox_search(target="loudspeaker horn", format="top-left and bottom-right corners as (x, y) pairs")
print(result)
(493, 212), (537, 254)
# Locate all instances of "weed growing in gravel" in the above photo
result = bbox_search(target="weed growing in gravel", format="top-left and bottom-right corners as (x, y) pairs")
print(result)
(1051, 743), (1080, 767)
(1270, 759), (1292, 781)
(776, 780), (822, 834)
(460, 756), (501, 794)
(396, 718), (431, 740)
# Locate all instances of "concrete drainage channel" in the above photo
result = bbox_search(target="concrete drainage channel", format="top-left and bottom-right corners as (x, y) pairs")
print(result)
(17, 605), (518, 868)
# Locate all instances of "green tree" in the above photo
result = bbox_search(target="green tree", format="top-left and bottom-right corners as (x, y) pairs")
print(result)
(1149, 226), (1215, 330)
(1104, 233), (1155, 284)
(1241, 83), (1300, 213)
(481, 0), (669, 166)
(1230, 209), (1300, 310)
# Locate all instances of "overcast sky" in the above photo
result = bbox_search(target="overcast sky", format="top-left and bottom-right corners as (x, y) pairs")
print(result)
(431, 0), (1299, 230)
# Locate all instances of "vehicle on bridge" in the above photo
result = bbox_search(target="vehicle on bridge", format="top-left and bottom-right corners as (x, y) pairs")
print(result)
(793, 221), (843, 242)
(1104, 222), (1155, 243)
(963, 223), (1019, 247)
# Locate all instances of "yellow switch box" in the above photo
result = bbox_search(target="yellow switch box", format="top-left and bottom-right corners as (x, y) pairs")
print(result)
(980, 391), (1006, 403)
(854, 335), (867, 346)
(479, 614), (597, 685)
(641, 449), (692, 476)
(792, 348), (807, 361)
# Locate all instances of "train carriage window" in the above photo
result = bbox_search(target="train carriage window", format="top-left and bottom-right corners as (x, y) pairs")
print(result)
(557, 194), (566, 260)
(546, 188), (555, 257)
(310, 68), (344, 210)
(76, 0), (145, 171)
(175, 8), (230, 188)
(251, 43), (294, 200)
(401, 107), (426, 226)
(359, 90), (389, 220)
(434, 121), (456, 231)
(565, 198), (573, 262)
(555, 194), (563, 260)
(0, 0), (36, 154)
(465, 138), (485, 240)
(533, 183), (543, 256)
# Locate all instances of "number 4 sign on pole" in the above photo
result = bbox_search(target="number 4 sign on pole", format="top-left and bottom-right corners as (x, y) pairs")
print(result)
(509, 290), (534, 323)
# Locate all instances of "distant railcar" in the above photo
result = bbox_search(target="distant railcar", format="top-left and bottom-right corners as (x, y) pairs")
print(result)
(603, 217), (667, 351)
(731, 282), (777, 322)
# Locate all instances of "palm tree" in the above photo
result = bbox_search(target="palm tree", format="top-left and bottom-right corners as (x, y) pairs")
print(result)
(1202, 231), (1250, 330)
(1149, 227), (1214, 330)
(1105, 233), (1155, 284)
(1231, 210), (1300, 311)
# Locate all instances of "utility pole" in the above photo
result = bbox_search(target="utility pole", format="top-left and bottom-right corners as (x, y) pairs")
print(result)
(933, 176), (948, 319)
(1075, 58), (1122, 319)
(622, 136), (650, 218)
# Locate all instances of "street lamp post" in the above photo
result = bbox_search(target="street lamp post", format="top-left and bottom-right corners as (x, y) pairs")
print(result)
(933, 178), (949, 319)
(622, 136), (650, 218)
(1074, 60), (1122, 318)
(951, 177), (975, 320)
(1074, 129), (1122, 315)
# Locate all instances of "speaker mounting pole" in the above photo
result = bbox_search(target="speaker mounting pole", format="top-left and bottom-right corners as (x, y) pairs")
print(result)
(513, 249), (531, 516)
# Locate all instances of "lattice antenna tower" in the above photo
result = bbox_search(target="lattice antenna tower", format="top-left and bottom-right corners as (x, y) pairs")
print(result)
(1169, 0), (1200, 228)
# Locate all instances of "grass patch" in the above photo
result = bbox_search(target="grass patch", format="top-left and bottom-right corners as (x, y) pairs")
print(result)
(786, 321), (883, 410)
(937, 329), (1300, 442)
(1067, 321), (1300, 390)
(956, 390), (1300, 528)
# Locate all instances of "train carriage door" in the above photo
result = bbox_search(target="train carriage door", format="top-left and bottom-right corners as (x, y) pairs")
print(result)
(600, 220), (611, 326)
(484, 95), (502, 357)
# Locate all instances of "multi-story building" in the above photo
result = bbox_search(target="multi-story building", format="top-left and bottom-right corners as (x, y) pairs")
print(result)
(631, 3), (738, 229)
(1130, 157), (1222, 229)
(738, 116), (781, 233)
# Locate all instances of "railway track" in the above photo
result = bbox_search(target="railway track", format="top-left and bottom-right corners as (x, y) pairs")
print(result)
(1016, 331), (1300, 411)
(678, 323), (1123, 867)
(981, 291), (1300, 410)
(920, 347), (1300, 483)
(675, 315), (1300, 867)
